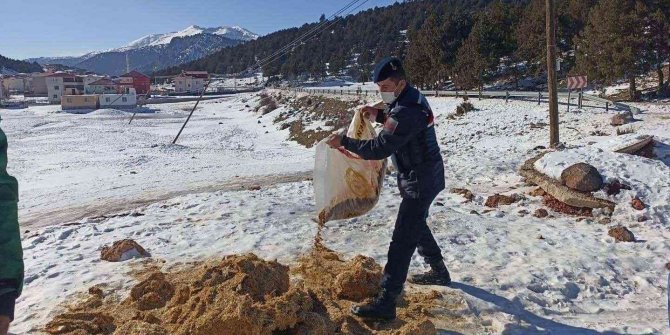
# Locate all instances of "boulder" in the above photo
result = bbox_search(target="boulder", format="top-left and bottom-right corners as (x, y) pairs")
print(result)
(611, 111), (633, 126)
(603, 180), (631, 195)
(631, 198), (645, 210)
(485, 194), (519, 208)
(101, 239), (150, 262)
(451, 188), (474, 202)
(534, 209), (549, 218)
(599, 218), (612, 225)
(560, 163), (604, 192)
(529, 187), (546, 197)
(519, 154), (615, 210)
(608, 226), (635, 242)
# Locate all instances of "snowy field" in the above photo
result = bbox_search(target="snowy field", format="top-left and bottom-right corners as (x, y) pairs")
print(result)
(1, 93), (670, 334)
(0, 95), (312, 228)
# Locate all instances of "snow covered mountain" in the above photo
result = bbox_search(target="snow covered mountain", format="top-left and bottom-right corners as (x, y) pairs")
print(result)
(27, 25), (258, 75)
(117, 25), (258, 52)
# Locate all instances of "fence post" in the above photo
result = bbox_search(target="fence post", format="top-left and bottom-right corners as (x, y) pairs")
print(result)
(340, 89), (343, 95)
(578, 91), (583, 109)
(538, 92), (541, 105)
(456, 91), (459, 98)
(505, 91), (509, 103)
(478, 89), (482, 100)
(606, 102), (609, 111)
(567, 90), (571, 113)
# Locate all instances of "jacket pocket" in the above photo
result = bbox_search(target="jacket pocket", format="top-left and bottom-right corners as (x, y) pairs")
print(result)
(398, 171), (420, 199)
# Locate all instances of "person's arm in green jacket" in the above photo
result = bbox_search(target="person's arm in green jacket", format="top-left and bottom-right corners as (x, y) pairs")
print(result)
(0, 117), (23, 332)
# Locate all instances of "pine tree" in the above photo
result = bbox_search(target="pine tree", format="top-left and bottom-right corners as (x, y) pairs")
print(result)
(452, 2), (519, 89)
(575, 0), (647, 100)
(514, 0), (547, 76)
(405, 14), (448, 89)
(452, 33), (487, 90)
(642, 0), (670, 94)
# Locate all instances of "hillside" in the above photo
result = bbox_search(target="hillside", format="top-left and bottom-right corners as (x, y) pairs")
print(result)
(157, 0), (492, 78)
(0, 54), (42, 73)
(159, 0), (669, 98)
(74, 33), (245, 75)
(27, 25), (257, 76)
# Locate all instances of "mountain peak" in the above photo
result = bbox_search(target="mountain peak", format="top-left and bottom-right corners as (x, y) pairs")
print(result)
(118, 25), (258, 52)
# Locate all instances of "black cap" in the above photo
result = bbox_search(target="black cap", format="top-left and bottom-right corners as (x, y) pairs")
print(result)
(372, 56), (404, 83)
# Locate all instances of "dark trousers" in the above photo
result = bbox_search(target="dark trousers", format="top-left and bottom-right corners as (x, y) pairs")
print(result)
(380, 194), (443, 294)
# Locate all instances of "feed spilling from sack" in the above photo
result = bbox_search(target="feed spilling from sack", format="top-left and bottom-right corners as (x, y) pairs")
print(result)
(314, 107), (387, 225)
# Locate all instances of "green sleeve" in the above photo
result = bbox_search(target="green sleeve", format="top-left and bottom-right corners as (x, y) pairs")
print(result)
(0, 118), (23, 299)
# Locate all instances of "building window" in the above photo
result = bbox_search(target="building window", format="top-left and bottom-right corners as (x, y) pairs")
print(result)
(122, 97), (127, 102)
(54, 85), (59, 90)
(84, 98), (88, 102)
(53, 95), (57, 99)
(66, 98), (72, 103)
(106, 97), (110, 102)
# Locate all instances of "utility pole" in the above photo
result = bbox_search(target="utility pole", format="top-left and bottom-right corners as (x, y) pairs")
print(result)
(546, 0), (559, 148)
(126, 53), (130, 73)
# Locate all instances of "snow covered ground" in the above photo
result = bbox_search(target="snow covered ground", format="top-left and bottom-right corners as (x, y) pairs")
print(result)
(2, 92), (670, 334)
(0, 95), (312, 228)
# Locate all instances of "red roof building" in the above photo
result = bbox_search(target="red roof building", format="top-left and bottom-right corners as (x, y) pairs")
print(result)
(120, 70), (150, 95)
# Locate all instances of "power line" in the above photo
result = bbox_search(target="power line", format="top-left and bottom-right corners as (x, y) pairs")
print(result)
(251, 0), (362, 69)
(253, 0), (370, 73)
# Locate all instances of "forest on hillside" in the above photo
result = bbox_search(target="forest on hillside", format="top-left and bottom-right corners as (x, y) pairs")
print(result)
(0, 54), (43, 73)
(158, 0), (670, 99)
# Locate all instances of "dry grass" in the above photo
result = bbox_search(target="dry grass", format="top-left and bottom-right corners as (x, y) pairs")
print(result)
(616, 125), (636, 135)
(271, 95), (359, 147)
(455, 101), (475, 116)
(255, 92), (278, 115)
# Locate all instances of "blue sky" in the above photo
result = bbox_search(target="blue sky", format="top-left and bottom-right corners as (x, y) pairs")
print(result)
(0, 0), (387, 60)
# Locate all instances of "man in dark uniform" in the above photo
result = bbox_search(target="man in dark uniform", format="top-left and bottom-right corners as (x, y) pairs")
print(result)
(325, 57), (450, 320)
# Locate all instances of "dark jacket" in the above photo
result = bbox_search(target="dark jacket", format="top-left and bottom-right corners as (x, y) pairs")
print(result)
(341, 85), (445, 199)
(0, 118), (22, 321)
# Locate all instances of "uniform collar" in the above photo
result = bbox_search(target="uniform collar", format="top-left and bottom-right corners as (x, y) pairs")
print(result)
(389, 84), (411, 108)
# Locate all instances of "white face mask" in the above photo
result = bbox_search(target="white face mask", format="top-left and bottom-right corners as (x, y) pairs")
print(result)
(380, 91), (396, 104)
(379, 81), (404, 104)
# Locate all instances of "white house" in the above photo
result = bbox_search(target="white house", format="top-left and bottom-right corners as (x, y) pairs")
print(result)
(2, 76), (28, 93)
(82, 75), (105, 94)
(29, 73), (49, 96)
(99, 87), (137, 108)
(174, 71), (208, 94)
(46, 73), (76, 103)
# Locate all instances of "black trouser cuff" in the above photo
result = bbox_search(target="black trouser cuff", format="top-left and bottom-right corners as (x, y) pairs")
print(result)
(0, 292), (17, 321)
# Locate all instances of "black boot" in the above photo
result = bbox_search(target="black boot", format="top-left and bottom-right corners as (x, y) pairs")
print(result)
(408, 262), (451, 286)
(351, 288), (398, 320)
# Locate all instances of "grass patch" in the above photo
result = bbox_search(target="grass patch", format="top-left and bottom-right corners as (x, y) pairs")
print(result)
(455, 101), (475, 116)
(616, 125), (636, 135)
(270, 95), (360, 147)
(255, 92), (278, 115)
(287, 121), (331, 148)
